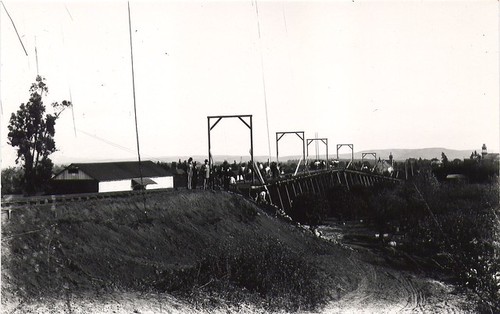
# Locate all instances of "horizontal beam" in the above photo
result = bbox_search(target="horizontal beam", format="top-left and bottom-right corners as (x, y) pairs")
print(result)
(207, 114), (252, 119)
(276, 131), (305, 141)
(306, 138), (328, 146)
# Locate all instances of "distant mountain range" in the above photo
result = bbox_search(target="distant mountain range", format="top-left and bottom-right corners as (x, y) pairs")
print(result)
(210, 148), (475, 162)
(52, 148), (477, 166)
(343, 148), (475, 161)
(213, 148), (474, 162)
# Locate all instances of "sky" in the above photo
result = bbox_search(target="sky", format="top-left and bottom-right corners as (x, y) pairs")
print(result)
(1, 0), (499, 168)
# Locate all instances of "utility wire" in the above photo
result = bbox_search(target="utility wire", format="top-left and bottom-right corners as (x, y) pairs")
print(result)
(281, 2), (288, 34)
(254, 0), (272, 164)
(0, 2), (2, 116)
(59, 14), (77, 137)
(35, 37), (39, 75)
(77, 128), (157, 161)
(64, 4), (73, 21)
(69, 89), (76, 136)
(127, 2), (147, 211)
(1, 1), (27, 56)
(281, 2), (298, 127)
(77, 129), (135, 154)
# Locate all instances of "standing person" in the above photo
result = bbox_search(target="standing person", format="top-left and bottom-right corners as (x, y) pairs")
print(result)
(187, 157), (193, 189)
(202, 159), (210, 190)
(192, 162), (198, 189)
(223, 167), (231, 191)
(238, 165), (244, 182)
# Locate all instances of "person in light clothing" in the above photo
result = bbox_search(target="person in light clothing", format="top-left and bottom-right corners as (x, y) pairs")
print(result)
(187, 157), (193, 189)
(202, 159), (210, 190)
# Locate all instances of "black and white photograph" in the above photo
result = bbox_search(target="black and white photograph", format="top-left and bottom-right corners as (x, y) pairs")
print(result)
(1, 0), (499, 313)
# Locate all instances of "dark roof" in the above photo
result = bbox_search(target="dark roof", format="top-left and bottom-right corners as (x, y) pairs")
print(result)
(483, 153), (499, 161)
(66, 161), (172, 181)
(131, 177), (157, 185)
(170, 168), (186, 175)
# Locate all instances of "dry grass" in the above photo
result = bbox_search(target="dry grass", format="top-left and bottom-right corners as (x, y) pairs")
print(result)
(2, 190), (347, 311)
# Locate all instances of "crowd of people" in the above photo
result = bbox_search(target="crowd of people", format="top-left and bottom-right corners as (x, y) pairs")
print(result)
(177, 158), (285, 191)
(169, 157), (358, 192)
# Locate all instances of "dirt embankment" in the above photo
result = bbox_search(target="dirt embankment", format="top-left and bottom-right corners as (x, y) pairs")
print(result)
(1, 190), (476, 313)
(318, 223), (476, 313)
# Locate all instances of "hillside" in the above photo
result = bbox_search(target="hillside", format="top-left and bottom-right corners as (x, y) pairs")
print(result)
(1, 190), (474, 313)
(1, 190), (350, 312)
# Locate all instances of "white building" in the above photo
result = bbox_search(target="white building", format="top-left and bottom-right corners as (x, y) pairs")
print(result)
(51, 161), (173, 194)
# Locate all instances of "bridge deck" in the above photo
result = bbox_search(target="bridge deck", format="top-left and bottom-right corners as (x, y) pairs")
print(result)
(238, 168), (401, 212)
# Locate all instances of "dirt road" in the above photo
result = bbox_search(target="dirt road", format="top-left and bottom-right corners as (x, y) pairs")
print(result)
(321, 251), (471, 313)
(317, 223), (475, 313)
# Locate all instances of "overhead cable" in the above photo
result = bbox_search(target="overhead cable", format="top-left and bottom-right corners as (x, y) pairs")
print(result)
(128, 2), (147, 211)
(254, 1), (272, 163)
(1, 1), (28, 56)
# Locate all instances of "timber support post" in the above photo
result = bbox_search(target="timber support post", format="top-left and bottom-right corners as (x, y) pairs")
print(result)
(276, 131), (306, 172)
(306, 138), (329, 169)
(208, 114), (254, 184)
(336, 144), (354, 167)
(361, 152), (376, 171)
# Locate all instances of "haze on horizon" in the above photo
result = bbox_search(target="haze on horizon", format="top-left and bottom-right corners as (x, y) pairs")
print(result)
(1, 1), (498, 169)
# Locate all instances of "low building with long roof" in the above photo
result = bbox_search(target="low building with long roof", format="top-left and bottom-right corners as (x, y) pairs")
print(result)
(51, 160), (173, 194)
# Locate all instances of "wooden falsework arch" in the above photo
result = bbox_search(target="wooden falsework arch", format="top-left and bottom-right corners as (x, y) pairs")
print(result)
(336, 144), (354, 164)
(362, 152), (377, 164)
(276, 131), (305, 165)
(207, 115), (254, 183)
(306, 138), (329, 169)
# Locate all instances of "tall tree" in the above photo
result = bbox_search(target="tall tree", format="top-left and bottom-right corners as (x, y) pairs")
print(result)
(7, 76), (71, 194)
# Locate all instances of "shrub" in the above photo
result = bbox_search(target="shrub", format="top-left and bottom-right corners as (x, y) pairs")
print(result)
(401, 179), (500, 312)
(154, 236), (330, 311)
(287, 193), (328, 227)
(432, 159), (499, 183)
(325, 186), (368, 221)
(325, 183), (402, 226)
(1, 167), (24, 195)
(324, 172), (500, 311)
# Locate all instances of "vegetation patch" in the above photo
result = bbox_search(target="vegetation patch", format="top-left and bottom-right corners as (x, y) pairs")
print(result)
(2, 190), (337, 312)
(287, 193), (329, 228)
(155, 236), (330, 311)
(318, 173), (499, 312)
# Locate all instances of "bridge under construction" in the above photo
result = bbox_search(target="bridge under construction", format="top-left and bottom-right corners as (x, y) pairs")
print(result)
(229, 167), (400, 213)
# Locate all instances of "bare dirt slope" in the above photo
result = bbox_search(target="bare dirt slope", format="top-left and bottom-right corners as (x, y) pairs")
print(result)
(317, 224), (475, 313)
(318, 250), (472, 313)
(1, 190), (476, 313)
